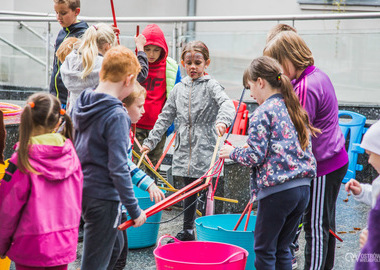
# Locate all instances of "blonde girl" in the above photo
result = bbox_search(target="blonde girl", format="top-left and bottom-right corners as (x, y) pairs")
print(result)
(61, 23), (117, 113)
(61, 23), (148, 113)
(0, 93), (83, 270)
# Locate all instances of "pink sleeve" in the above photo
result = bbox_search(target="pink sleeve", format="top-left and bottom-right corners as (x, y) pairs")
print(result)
(0, 170), (30, 256)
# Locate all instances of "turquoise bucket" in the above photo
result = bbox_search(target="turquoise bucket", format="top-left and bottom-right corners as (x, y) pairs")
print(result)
(195, 214), (256, 270)
(127, 186), (165, 249)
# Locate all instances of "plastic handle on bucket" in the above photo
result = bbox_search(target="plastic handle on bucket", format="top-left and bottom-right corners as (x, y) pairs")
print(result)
(221, 250), (247, 264)
(157, 234), (181, 247)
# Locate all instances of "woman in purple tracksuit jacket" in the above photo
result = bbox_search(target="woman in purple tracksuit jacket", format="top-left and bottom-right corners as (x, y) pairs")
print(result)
(264, 31), (349, 270)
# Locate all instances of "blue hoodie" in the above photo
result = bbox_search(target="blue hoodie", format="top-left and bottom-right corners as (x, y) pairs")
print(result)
(72, 88), (141, 219)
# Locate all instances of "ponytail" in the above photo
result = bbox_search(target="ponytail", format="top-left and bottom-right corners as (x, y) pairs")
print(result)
(243, 56), (320, 151)
(278, 74), (320, 150)
(61, 112), (74, 141)
(18, 104), (39, 174)
(79, 26), (99, 79)
(18, 93), (66, 174)
(78, 23), (117, 80)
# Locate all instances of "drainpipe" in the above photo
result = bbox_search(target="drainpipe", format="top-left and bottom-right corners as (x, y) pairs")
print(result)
(187, 0), (196, 41)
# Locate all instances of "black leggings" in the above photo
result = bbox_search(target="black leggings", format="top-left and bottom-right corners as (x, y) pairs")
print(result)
(174, 176), (199, 230)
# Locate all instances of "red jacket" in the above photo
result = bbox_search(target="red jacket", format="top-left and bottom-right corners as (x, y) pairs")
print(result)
(138, 24), (169, 130)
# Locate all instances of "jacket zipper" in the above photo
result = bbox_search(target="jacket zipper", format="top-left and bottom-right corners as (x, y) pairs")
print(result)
(187, 82), (193, 175)
(54, 27), (71, 99)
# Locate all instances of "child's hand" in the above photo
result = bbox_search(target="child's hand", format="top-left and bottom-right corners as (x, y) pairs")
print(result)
(360, 229), (368, 248)
(134, 34), (146, 52)
(147, 184), (165, 203)
(219, 145), (234, 159)
(216, 123), (227, 136)
(111, 25), (120, 36)
(345, 179), (362, 195)
(133, 210), (147, 228)
(141, 145), (151, 154)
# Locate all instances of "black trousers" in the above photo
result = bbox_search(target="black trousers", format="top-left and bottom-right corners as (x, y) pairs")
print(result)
(254, 185), (310, 270)
(113, 213), (128, 270)
(81, 196), (124, 270)
(303, 163), (348, 270)
(173, 176), (199, 230)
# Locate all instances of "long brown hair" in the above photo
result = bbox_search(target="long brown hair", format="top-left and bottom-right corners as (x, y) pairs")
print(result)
(18, 93), (73, 174)
(263, 31), (314, 73)
(243, 56), (320, 150)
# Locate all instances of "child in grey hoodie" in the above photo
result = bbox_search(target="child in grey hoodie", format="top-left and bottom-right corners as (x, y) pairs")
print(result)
(61, 23), (148, 114)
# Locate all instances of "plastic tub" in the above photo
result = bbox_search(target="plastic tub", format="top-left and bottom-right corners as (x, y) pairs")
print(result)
(154, 235), (248, 270)
(126, 186), (165, 249)
(196, 214), (256, 270)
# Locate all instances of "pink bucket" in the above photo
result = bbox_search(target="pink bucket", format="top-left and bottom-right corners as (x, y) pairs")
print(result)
(154, 235), (248, 270)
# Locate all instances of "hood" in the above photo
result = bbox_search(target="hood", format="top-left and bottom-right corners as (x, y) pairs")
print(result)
(61, 50), (102, 92)
(66, 20), (88, 33)
(182, 74), (211, 86)
(27, 139), (80, 181)
(361, 120), (380, 156)
(142, 24), (168, 63)
(72, 88), (124, 131)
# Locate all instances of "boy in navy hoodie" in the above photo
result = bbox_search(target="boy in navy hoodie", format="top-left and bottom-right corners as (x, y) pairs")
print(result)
(50, 0), (88, 107)
(72, 46), (146, 270)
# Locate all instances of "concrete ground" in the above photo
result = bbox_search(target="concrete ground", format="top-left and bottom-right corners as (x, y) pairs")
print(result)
(59, 184), (370, 270)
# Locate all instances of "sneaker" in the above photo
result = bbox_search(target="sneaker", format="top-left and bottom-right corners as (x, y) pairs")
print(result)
(167, 230), (195, 243)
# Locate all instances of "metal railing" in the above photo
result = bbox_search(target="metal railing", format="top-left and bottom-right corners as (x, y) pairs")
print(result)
(0, 11), (380, 93)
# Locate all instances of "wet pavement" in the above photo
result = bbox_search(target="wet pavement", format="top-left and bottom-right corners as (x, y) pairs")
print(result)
(62, 184), (370, 270)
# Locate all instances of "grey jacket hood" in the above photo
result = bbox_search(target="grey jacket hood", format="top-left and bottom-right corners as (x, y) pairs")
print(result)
(61, 50), (103, 112)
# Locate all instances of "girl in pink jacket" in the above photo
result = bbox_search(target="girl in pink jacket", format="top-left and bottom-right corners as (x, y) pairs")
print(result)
(0, 93), (83, 270)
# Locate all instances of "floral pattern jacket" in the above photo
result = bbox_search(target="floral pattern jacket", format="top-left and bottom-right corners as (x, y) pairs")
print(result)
(230, 94), (316, 201)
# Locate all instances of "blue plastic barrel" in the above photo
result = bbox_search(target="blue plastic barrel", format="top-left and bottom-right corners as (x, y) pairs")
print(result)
(195, 214), (256, 270)
(126, 186), (165, 249)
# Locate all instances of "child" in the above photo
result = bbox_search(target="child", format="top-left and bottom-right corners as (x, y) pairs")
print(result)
(219, 56), (318, 269)
(50, 0), (88, 107)
(141, 40), (235, 241)
(56, 36), (79, 63)
(114, 82), (166, 270)
(72, 45), (146, 270)
(135, 24), (181, 175)
(266, 23), (297, 43)
(346, 120), (380, 249)
(264, 31), (349, 270)
(61, 23), (148, 114)
(354, 121), (380, 270)
(0, 92), (83, 270)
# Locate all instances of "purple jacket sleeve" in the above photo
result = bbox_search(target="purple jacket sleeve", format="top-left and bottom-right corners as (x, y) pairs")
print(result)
(0, 168), (30, 256)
